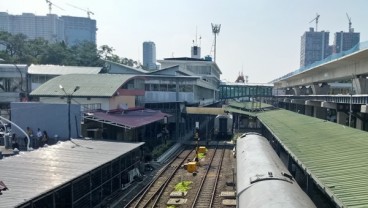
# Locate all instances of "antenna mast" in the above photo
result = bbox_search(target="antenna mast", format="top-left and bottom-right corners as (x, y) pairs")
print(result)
(309, 13), (320, 31)
(211, 23), (221, 62)
(346, 13), (352, 32)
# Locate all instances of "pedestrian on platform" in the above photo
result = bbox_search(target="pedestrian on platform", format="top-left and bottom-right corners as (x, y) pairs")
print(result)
(11, 133), (19, 150)
(40, 130), (49, 147)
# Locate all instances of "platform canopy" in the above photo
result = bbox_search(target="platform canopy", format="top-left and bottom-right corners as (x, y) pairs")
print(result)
(185, 107), (225, 115)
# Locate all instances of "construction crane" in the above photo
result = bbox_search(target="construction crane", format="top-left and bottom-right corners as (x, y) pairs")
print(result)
(309, 13), (320, 31)
(66, 3), (94, 18)
(45, 0), (64, 14)
(346, 13), (352, 32)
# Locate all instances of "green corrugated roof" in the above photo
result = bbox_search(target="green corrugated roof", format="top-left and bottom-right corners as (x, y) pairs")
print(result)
(224, 106), (258, 117)
(258, 109), (368, 207)
(185, 107), (225, 115)
(31, 74), (138, 97)
(228, 100), (272, 110)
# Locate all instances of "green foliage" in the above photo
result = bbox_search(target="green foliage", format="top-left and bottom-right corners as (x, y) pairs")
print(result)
(167, 205), (176, 208)
(198, 152), (206, 159)
(151, 140), (174, 159)
(0, 31), (139, 67)
(174, 181), (192, 192)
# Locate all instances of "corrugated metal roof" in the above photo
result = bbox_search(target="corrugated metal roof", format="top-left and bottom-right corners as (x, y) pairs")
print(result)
(228, 101), (273, 110)
(30, 74), (138, 97)
(85, 109), (171, 129)
(0, 140), (144, 207)
(224, 106), (257, 117)
(28, 64), (102, 75)
(258, 109), (368, 207)
(185, 107), (225, 115)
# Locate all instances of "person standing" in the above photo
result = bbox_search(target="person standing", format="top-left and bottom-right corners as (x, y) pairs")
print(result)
(11, 133), (19, 150)
(36, 128), (43, 148)
(40, 131), (49, 147)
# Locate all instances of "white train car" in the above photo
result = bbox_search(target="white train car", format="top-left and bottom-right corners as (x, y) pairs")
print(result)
(236, 132), (316, 208)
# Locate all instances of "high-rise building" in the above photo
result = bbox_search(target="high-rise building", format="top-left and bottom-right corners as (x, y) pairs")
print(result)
(0, 12), (64, 42)
(300, 28), (331, 67)
(143, 41), (157, 70)
(0, 12), (96, 45)
(333, 30), (360, 53)
(61, 16), (96, 45)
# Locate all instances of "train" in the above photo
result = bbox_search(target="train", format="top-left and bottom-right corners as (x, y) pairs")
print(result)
(236, 132), (316, 208)
(214, 113), (233, 139)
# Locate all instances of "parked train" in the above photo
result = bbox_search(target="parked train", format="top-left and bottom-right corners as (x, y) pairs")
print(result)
(214, 113), (233, 139)
(236, 132), (316, 208)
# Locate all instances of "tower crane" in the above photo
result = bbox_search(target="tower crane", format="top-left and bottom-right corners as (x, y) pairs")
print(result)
(309, 13), (320, 31)
(66, 3), (94, 18)
(346, 13), (352, 32)
(45, 0), (64, 14)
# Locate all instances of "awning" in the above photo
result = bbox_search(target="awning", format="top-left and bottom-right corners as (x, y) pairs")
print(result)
(84, 109), (171, 129)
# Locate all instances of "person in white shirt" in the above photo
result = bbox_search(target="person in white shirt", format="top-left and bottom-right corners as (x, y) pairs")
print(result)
(37, 128), (43, 148)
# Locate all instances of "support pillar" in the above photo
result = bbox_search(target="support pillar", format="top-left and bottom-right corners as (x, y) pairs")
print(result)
(292, 87), (301, 96)
(353, 77), (368, 94)
(337, 111), (348, 125)
(305, 106), (313, 116)
(306, 173), (314, 195)
(313, 107), (327, 119)
(355, 113), (364, 130)
(311, 83), (330, 95)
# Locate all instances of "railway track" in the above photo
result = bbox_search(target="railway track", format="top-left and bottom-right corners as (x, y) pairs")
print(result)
(124, 148), (195, 208)
(191, 144), (225, 208)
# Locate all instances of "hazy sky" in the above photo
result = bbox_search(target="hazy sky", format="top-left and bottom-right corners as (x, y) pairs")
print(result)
(1, 0), (367, 83)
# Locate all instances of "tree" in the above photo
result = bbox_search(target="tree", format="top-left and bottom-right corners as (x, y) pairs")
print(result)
(0, 32), (139, 68)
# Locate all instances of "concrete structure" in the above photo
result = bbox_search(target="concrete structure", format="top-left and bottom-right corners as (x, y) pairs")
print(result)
(143, 41), (157, 71)
(274, 41), (368, 95)
(11, 102), (81, 141)
(300, 28), (331, 67)
(0, 12), (96, 45)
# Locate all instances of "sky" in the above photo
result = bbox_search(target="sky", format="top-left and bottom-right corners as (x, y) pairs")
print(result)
(1, 0), (367, 83)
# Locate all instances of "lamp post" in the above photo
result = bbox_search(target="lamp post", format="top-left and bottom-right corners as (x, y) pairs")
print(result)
(59, 85), (80, 140)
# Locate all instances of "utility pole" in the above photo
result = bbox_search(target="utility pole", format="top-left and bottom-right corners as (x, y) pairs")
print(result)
(59, 85), (80, 139)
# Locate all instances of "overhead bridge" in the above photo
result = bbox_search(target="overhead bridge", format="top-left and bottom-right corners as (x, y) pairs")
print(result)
(219, 83), (273, 99)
